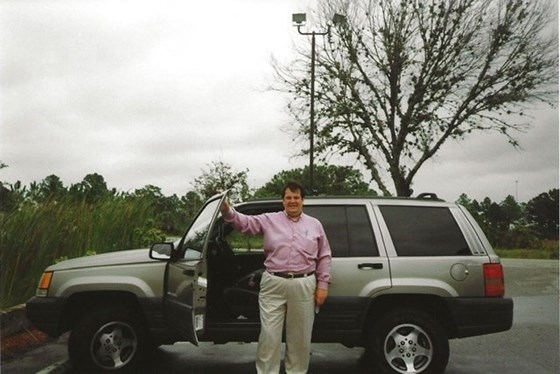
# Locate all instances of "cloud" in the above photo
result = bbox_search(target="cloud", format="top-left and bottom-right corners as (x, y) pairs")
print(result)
(0, 0), (557, 203)
(412, 108), (559, 202)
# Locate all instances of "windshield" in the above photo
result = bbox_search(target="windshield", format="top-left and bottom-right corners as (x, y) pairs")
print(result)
(180, 197), (221, 259)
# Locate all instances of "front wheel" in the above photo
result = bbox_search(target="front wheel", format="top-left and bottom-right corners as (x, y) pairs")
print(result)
(68, 305), (152, 373)
(365, 308), (449, 374)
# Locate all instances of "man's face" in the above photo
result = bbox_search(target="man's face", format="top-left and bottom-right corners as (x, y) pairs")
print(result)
(283, 188), (304, 218)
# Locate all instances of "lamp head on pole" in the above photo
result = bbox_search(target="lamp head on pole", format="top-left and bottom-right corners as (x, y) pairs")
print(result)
(292, 13), (346, 30)
(292, 13), (307, 26)
(332, 13), (347, 25)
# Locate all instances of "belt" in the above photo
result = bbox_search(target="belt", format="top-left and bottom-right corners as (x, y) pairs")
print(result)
(270, 271), (315, 279)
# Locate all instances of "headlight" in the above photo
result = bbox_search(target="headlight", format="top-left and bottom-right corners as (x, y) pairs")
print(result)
(37, 271), (53, 297)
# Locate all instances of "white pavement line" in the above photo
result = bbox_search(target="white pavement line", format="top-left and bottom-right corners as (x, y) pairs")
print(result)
(35, 359), (71, 374)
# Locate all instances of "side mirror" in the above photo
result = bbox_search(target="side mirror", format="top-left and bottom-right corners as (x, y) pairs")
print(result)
(149, 242), (174, 260)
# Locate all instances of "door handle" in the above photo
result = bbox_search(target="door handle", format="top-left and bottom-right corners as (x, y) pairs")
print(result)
(183, 269), (195, 276)
(358, 263), (383, 270)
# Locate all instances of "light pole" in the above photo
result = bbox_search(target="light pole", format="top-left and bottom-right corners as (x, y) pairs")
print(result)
(292, 13), (346, 194)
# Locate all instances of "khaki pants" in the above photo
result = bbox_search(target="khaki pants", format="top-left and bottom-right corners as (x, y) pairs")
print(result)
(256, 271), (316, 374)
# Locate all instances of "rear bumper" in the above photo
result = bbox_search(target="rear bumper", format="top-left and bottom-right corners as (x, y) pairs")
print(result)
(26, 296), (67, 337)
(445, 297), (513, 338)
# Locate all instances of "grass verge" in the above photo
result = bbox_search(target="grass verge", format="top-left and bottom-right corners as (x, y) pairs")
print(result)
(495, 247), (559, 259)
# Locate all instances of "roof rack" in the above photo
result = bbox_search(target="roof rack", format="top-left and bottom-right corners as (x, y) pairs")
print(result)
(416, 192), (444, 201)
(249, 194), (447, 203)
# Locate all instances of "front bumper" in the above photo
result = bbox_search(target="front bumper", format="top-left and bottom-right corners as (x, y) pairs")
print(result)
(25, 296), (67, 337)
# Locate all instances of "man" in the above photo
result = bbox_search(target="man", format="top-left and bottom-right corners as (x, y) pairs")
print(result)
(220, 181), (332, 374)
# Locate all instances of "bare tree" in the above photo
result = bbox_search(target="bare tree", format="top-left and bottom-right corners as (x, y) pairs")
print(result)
(274, 0), (558, 196)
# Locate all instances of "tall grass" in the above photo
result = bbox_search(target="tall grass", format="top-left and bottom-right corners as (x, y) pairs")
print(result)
(0, 196), (161, 309)
(496, 239), (559, 259)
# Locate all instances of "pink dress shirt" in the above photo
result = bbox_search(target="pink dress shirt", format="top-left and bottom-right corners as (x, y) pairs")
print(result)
(223, 208), (332, 289)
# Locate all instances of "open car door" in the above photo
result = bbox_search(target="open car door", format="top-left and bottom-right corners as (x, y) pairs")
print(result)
(163, 191), (229, 345)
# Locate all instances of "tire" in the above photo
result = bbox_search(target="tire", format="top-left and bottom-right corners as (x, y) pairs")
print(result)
(365, 308), (449, 374)
(68, 305), (151, 373)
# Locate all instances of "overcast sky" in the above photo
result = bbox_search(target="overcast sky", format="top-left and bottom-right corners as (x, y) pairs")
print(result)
(1, 0), (558, 203)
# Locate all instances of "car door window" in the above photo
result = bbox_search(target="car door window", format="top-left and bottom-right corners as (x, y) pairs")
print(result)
(181, 198), (221, 259)
(305, 205), (378, 257)
(309, 206), (349, 256)
(347, 206), (379, 256)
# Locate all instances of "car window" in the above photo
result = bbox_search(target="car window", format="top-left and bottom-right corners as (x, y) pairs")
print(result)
(181, 198), (221, 259)
(224, 203), (280, 253)
(305, 205), (378, 257)
(379, 205), (471, 256)
(226, 203), (379, 257)
(347, 206), (378, 256)
(228, 230), (264, 252)
(306, 206), (349, 256)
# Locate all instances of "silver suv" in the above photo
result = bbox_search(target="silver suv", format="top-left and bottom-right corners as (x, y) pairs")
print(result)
(26, 192), (513, 373)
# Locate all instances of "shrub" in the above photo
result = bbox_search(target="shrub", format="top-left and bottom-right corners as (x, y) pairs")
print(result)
(537, 239), (559, 259)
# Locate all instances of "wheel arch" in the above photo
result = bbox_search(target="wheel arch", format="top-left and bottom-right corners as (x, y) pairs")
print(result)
(60, 291), (147, 333)
(364, 294), (458, 338)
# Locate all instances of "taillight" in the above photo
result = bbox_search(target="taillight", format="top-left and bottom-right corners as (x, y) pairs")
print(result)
(484, 263), (505, 297)
(37, 271), (53, 297)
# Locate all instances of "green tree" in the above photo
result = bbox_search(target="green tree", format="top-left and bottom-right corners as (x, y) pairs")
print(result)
(500, 195), (523, 226)
(526, 189), (559, 239)
(192, 160), (250, 203)
(459, 195), (512, 246)
(69, 173), (112, 203)
(275, 0), (558, 196)
(182, 191), (204, 224)
(456, 193), (484, 225)
(457, 192), (551, 248)
(132, 185), (185, 235)
(456, 193), (475, 213)
(0, 182), (18, 212)
(1, 162), (28, 212)
(36, 174), (66, 202)
(254, 164), (376, 197)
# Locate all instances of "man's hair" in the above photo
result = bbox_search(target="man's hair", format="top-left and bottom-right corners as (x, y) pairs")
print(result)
(281, 180), (306, 199)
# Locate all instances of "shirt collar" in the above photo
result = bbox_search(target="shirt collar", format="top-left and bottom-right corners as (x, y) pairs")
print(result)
(283, 210), (303, 222)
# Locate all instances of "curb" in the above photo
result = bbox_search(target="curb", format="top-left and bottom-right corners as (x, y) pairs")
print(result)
(1, 304), (29, 339)
(2, 304), (71, 373)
